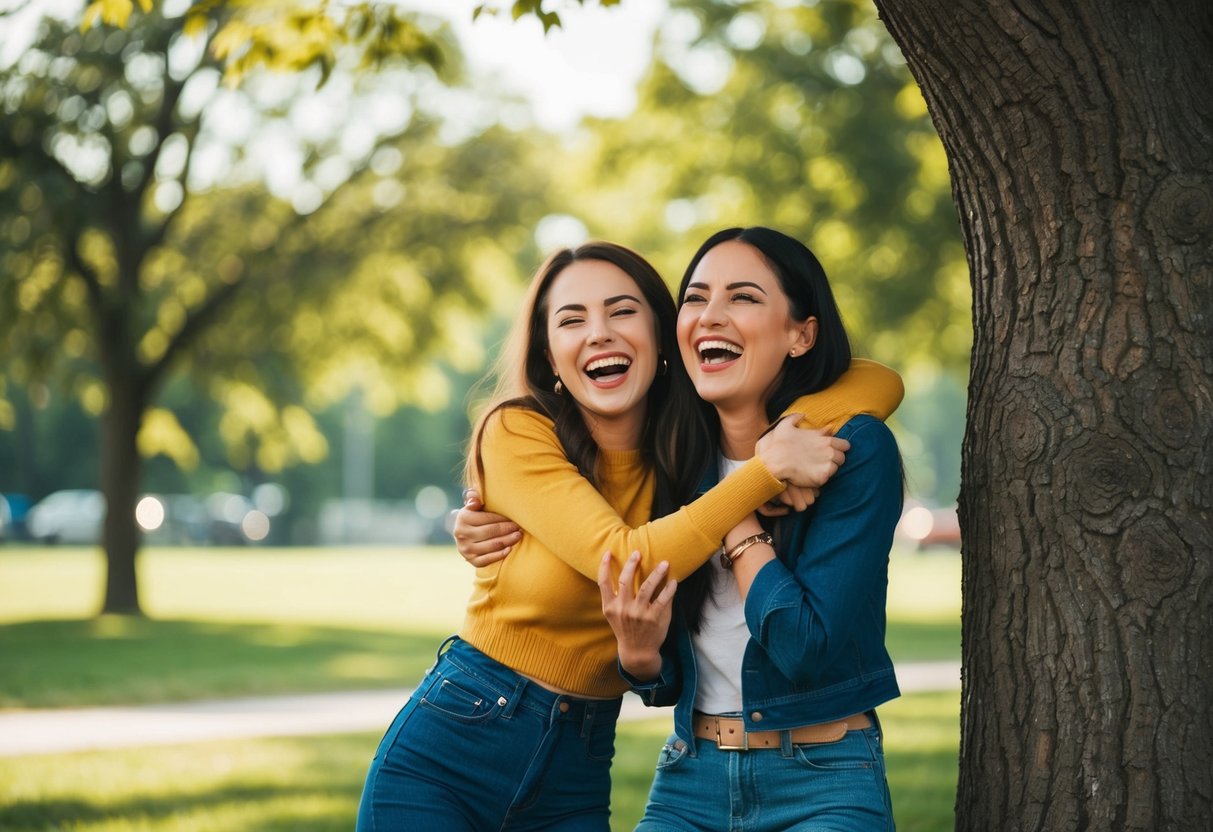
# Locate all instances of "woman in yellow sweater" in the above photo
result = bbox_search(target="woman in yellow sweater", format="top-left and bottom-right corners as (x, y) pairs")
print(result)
(356, 241), (899, 831)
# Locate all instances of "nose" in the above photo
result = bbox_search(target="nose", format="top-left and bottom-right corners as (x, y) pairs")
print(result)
(586, 312), (614, 344)
(699, 295), (729, 328)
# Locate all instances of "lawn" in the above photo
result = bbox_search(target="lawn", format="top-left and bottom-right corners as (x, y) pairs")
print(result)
(0, 545), (960, 830)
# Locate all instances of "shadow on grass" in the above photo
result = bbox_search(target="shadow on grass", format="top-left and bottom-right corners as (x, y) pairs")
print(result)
(0, 732), (375, 832)
(0, 618), (450, 708)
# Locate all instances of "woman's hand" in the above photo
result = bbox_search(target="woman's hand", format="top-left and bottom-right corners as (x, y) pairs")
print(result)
(758, 484), (821, 515)
(451, 489), (522, 567)
(756, 415), (849, 491)
(598, 551), (676, 681)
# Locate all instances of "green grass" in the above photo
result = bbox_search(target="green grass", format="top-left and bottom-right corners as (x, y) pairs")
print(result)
(0, 545), (959, 830)
(0, 691), (958, 832)
(0, 546), (958, 708)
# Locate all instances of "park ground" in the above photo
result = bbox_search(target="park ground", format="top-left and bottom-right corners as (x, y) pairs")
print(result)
(0, 546), (961, 831)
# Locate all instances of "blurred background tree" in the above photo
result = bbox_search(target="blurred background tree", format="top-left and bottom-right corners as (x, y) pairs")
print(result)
(0, 5), (552, 613)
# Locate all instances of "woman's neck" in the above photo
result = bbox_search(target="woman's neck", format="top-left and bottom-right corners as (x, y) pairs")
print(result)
(582, 407), (645, 452)
(715, 404), (768, 460)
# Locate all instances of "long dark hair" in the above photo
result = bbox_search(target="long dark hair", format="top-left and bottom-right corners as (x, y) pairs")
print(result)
(674, 227), (853, 632)
(465, 242), (711, 519)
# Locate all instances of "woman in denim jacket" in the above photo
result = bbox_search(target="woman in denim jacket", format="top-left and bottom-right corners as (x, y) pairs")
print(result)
(602, 226), (902, 831)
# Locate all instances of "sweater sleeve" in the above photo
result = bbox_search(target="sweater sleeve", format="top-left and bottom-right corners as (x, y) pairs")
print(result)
(478, 407), (782, 582)
(781, 358), (904, 432)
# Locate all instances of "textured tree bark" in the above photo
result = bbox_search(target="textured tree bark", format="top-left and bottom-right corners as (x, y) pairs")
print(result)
(871, 0), (1213, 828)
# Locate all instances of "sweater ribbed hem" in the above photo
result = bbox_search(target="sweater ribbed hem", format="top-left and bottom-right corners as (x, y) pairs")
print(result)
(460, 618), (628, 699)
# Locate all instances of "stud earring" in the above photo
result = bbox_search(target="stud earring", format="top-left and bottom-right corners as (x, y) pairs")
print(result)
(658, 357), (668, 375)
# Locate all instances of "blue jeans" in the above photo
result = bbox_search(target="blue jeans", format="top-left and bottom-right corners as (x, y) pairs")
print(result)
(357, 637), (621, 832)
(637, 722), (894, 831)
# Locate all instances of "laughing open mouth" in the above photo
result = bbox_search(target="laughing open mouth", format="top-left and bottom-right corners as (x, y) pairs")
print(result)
(585, 356), (632, 380)
(698, 340), (742, 365)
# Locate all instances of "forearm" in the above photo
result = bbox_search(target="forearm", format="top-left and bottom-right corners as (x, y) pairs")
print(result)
(722, 515), (775, 600)
(483, 410), (785, 581)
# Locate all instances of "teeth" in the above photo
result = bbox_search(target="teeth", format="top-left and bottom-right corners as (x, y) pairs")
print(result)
(586, 356), (631, 372)
(698, 340), (742, 364)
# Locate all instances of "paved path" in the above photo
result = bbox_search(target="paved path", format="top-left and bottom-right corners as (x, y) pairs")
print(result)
(0, 661), (959, 757)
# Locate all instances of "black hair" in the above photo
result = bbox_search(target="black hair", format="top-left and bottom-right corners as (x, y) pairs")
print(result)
(674, 227), (853, 632)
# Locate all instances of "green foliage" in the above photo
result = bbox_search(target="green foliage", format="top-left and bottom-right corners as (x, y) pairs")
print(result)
(84, 0), (450, 87)
(554, 0), (969, 374)
(473, 0), (623, 33)
(0, 6), (551, 498)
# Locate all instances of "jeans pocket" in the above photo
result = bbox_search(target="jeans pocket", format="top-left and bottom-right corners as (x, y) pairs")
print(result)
(654, 734), (691, 771)
(419, 675), (503, 724)
(791, 729), (879, 772)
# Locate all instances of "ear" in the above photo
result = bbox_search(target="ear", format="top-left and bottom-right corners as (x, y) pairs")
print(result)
(790, 317), (818, 355)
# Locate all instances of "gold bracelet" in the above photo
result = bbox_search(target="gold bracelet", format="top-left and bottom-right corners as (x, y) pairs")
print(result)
(719, 532), (774, 570)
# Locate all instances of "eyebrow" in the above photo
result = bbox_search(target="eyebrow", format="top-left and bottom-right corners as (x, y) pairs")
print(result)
(554, 293), (642, 315)
(685, 281), (769, 295)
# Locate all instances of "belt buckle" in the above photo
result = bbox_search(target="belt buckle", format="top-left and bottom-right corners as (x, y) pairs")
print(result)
(715, 721), (749, 751)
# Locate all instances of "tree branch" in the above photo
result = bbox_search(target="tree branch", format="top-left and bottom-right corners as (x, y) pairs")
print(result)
(144, 274), (245, 393)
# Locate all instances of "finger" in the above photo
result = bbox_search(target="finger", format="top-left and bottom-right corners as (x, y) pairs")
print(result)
(635, 561), (669, 604)
(461, 533), (521, 556)
(654, 577), (677, 606)
(467, 513), (516, 530)
(469, 546), (511, 567)
(757, 502), (790, 518)
(617, 551), (641, 602)
(476, 520), (521, 538)
(830, 438), (851, 453)
(462, 488), (483, 507)
(598, 552), (617, 606)
(832, 448), (847, 466)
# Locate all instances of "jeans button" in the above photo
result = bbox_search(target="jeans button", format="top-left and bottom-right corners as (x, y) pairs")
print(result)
(559, 702), (570, 713)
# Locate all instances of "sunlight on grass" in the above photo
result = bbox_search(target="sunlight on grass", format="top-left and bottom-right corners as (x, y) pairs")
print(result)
(0, 692), (957, 832)
(0, 546), (474, 632)
(0, 546), (961, 707)
(0, 734), (372, 832)
(887, 547), (960, 621)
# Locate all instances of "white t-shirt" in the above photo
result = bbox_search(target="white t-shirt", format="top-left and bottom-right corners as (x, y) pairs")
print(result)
(691, 454), (751, 715)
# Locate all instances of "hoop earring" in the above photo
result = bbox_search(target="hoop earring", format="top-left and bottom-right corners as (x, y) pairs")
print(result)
(554, 378), (564, 395)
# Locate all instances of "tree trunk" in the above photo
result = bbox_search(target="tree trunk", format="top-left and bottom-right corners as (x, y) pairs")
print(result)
(871, 0), (1213, 828)
(98, 323), (145, 616)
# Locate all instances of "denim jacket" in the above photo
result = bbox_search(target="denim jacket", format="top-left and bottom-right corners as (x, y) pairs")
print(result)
(624, 415), (903, 750)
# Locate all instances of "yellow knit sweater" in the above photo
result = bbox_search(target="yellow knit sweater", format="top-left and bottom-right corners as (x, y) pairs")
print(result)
(460, 358), (903, 697)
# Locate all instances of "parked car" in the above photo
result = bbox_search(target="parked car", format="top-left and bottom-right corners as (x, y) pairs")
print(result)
(26, 489), (106, 544)
(0, 493), (31, 542)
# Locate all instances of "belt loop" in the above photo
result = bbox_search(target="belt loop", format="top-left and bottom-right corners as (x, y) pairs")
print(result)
(435, 634), (458, 659)
(580, 702), (595, 739)
(779, 728), (794, 758)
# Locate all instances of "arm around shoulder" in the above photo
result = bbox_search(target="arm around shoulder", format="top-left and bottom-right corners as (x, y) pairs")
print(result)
(781, 359), (904, 433)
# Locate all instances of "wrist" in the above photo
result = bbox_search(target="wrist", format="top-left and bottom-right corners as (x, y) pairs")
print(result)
(620, 650), (663, 681)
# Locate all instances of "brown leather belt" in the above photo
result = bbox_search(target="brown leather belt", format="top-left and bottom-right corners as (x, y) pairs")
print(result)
(692, 712), (871, 750)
